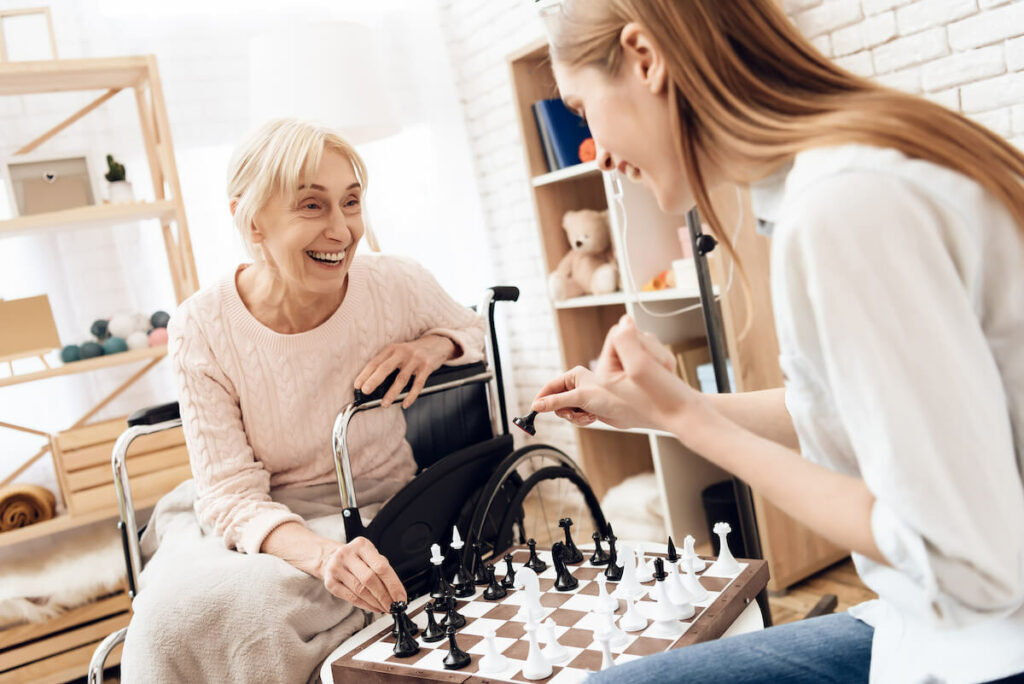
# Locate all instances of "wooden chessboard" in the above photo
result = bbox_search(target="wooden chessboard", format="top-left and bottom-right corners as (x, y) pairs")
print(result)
(332, 544), (769, 683)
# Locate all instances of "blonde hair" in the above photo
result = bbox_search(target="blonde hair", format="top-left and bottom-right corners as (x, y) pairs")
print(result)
(547, 0), (1024, 328)
(226, 118), (379, 257)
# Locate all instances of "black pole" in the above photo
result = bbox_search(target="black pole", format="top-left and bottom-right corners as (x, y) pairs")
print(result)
(686, 208), (773, 627)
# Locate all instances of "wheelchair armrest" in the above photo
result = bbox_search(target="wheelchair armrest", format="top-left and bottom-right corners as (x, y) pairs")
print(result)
(127, 401), (180, 426)
(353, 361), (488, 405)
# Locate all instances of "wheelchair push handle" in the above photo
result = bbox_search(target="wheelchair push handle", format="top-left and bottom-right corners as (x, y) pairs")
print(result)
(489, 286), (519, 302)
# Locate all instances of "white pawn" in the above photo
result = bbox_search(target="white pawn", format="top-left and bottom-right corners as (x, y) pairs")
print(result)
(618, 594), (647, 632)
(522, 621), (552, 680)
(611, 543), (644, 599)
(541, 618), (569, 664)
(680, 559), (709, 603)
(708, 522), (740, 575)
(594, 574), (617, 613)
(682, 534), (706, 573)
(594, 607), (629, 648)
(479, 629), (510, 674)
(665, 560), (695, 619)
(635, 547), (654, 583)
(595, 632), (615, 671)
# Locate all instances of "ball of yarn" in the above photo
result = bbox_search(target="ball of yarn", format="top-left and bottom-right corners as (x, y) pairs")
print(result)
(579, 137), (597, 163)
(90, 319), (110, 341)
(126, 331), (149, 350)
(79, 342), (104, 359)
(60, 345), (81, 363)
(102, 337), (128, 355)
(132, 312), (151, 334)
(108, 313), (136, 339)
(148, 327), (169, 347)
(150, 310), (170, 329)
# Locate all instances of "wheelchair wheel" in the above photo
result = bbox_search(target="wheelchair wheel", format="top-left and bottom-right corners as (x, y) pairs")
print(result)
(466, 444), (607, 566)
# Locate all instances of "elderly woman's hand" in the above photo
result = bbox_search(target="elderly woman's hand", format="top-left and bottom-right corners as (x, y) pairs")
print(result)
(320, 536), (407, 613)
(355, 334), (457, 409)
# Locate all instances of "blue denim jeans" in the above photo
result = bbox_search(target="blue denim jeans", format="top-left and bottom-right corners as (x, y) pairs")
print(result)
(587, 612), (873, 684)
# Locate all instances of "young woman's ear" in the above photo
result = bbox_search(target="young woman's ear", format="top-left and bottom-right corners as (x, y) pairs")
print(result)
(620, 22), (667, 94)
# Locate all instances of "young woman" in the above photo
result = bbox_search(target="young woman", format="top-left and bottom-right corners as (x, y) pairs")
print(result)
(531, 2), (1024, 682)
(119, 118), (485, 683)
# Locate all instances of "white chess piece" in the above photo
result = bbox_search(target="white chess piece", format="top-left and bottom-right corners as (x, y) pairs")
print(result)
(513, 566), (546, 623)
(541, 618), (570, 664)
(652, 573), (693, 621)
(635, 547), (654, 583)
(611, 543), (645, 599)
(680, 559), (709, 603)
(451, 525), (464, 551)
(645, 579), (685, 638)
(682, 534), (706, 573)
(594, 608), (629, 648)
(479, 629), (510, 674)
(708, 522), (740, 575)
(522, 621), (552, 680)
(595, 574), (617, 613)
(664, 560), (695, 619)
(595, 632), (615, 671)
(618, 594), (648, 632)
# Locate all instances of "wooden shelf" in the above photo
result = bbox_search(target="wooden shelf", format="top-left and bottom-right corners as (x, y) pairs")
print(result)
(0, 200), (177, 240)
(0, 345), (167, 389)
(0, 56), (149, 96)
(579, 419), (674, 439)
(553, 287), (706, 309)
(532, 161), (601, 187)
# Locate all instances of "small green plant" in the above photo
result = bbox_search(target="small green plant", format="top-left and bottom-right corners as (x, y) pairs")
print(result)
(104, 154), (126, 182)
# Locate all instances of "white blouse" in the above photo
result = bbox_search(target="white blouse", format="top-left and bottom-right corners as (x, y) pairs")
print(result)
(752, 144), (1024, 683)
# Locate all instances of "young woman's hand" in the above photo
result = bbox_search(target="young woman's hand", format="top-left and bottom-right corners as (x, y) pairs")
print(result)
(319, 536), (407, 613)
(354, 334), (457, 408)
(531, 315), (708, 433)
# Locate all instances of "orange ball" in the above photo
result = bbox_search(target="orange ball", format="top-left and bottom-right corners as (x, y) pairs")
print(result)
(578, 137), (596, 163)
(148, 327), (169, 347)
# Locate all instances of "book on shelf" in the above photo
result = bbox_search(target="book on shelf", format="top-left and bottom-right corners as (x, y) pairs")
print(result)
(531, 98), (592, 171)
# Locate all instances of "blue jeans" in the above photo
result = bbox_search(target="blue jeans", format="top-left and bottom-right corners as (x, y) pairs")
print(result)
(587, 613), (873, 684)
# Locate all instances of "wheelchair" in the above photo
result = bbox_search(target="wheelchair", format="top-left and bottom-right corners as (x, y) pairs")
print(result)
(87, 285), (608, 683)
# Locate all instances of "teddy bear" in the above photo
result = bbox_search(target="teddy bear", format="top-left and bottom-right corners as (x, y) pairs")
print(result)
(548, 208), (619, 301)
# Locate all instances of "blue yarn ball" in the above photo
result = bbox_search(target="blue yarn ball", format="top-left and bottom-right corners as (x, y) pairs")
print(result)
(102, 337), (128, 355)
(60, 345), (81, 363)
(79, 342), (104, 359)
(90, 319), (109, 341)
(150, 310), (170, 329)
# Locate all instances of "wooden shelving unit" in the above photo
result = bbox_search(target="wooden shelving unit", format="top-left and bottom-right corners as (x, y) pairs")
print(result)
(0, 54), (198, 683)
(509, 38), (845, 593)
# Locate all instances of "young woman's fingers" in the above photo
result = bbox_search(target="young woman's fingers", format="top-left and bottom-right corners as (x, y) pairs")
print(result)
(533, 387), (588, 414)
(533, 366), (586, 402)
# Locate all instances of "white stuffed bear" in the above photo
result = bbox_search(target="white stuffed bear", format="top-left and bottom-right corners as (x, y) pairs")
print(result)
(548, 209), (619, 301)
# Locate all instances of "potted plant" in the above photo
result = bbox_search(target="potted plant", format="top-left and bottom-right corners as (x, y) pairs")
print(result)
(104, 154), (134, 203)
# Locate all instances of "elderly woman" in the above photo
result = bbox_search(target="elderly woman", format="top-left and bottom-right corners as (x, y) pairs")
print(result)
(119, 118), (485, 683)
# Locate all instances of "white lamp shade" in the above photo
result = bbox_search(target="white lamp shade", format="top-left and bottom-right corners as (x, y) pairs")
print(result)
(249, 23), (400, 144)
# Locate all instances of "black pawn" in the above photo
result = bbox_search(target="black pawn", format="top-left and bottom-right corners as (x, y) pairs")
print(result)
(525, 538), (547, 573)
(439, 593), (466, 630)
(558, 518), (584, 564)
(471, 541), (490, 585)
(653, 557), (667, 582)
(551, 541), (579, 592)
(421, 603), (445, 642)
(666, 536), (679, 564)
(589, 531), (611, 566)
(512, 410), (537, 435)
(604, 528), (623, 582)
(390, 602), (420, 658)
(442, 625), (471, 670)
(450, 550), (475, 599)
(501, 553), (517, 589)
(483, 564), (507, 600)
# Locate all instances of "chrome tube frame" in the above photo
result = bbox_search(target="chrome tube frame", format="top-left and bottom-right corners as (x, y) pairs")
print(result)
(87, 627), (128, 684)
(477, 289), (504, 438)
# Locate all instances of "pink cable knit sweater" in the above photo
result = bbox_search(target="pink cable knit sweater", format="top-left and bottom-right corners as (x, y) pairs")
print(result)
(167, 254), (486, 554)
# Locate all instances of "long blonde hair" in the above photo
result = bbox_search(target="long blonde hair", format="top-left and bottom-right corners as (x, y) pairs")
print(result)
(547, 0), (1024, 287)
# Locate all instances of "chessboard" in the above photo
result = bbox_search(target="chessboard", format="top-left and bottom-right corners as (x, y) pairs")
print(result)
(332, 544), (769, 683)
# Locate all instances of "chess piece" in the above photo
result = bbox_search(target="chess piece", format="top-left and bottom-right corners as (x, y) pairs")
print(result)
(682, 534), (706, 573)
(681, 558), (709, 603)
(421, 603), (445, 642)
(647, 559), (686, 638)
(522, 621), (552, 680)
(513, 566), (546, 624)
(438, 586), (467, 630)
(594, 607), (629, 648)
(595, 631), (615, 671)
(501, 552), (517, 589)
(551, 541), (579, 591)
(708, 522), (740, 575)
(428, 543), (452, 600)
(479, 629), (510, 674)
(604, 528), (623, 581)
(666, 536), (679, 564)
(541, 617), (570, 664)
(590, 530), (611, 565)
(391, 603), (419, 638)
(390, 602), (420, 658)
(449, 526), (475, 598)
(652, 558), (693, 620)
(611, 543), (644, 599)
(618, 593), (647, 632)
(471, 541), (490, 585)
(558, 517), (584, 564)
(513, 410), (537, 435)
(594, 573), (617, 613)
(483, 564), (507, 600)
(665, 551), (695, 615)
(525, 538), (547, 573)
(442, 625), (471, 670)
(635, 547), (654, 583)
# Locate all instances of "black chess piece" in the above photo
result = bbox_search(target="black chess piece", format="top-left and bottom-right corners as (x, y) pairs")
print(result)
(390, 602), (420, 658)
(558, 518), (584, 564)
(653, 557), (667, 582)
(525, 538), (547, 573)
(500, 552), (517, 589)
(391, 607), (419, 638)
(483, 564), (507, 600)
(512, 410), (537, 435)
(471, 541), (490, 585)
(450, 546), (475, 599)
(438, 591), (466, 630)
(442, 625), (471, 670)
(604, 527), (623, 582)
(589, 530), (611, 566)
(430, 556), (453, 600)
(666, 536), (680, 564)
(421, 603), (445, 642)
(551, 541), (579, 592)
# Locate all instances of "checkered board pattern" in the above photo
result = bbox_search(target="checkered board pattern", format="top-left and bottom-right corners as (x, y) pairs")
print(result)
(334, 545), (769, 683)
